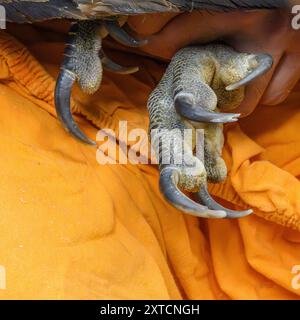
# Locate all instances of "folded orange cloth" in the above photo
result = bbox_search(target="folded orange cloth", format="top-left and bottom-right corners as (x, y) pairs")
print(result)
(0, 23), (299, 299)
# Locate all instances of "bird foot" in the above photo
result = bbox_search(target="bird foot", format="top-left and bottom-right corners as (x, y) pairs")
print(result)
(148, 44), (273, 218)
(55, 19), (146, 144)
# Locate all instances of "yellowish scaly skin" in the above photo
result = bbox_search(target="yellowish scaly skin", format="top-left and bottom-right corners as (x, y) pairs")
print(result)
(55, 20), (267, 217)
(55, 18), (145, 144)
(65, 17), (128, 96)
(148, 44), (259, 192)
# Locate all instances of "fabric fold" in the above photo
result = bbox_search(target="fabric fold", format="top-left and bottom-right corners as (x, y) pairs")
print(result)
(0, 25), (299, 300)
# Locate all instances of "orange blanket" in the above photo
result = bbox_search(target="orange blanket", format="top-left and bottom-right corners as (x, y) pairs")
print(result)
(0, 22), (299, 300)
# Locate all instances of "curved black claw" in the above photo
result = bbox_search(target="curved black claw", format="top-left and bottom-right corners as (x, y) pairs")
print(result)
(100, 50), (139, 74)
(104, 20), (148, 48)
(226, 54), (273, 91)
(159, 167), (226, 218)
(174, 95), (240, 123)
(55, 69), (96, 145)
(197, 185), (253, 218)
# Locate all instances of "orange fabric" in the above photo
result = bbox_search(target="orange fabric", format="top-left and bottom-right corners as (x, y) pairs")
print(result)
(0, 23), (299, 300)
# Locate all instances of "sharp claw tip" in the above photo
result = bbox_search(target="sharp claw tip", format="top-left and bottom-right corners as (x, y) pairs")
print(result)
(132, 39), (148, 48)
(208, 210), (227, 219)
(197, 187), (253, 219)
(227, 208), (253, 219)
(62, 125), (96, 146)
(131, 66), (140, 73)
(225, 84), (238, 91)
(87, 139), (97, 146)
(210, 113), (240, 123)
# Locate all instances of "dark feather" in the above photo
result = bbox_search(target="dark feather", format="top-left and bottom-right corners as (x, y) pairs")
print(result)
(1, 0), (82, 22)
(171, 0), (288, 10)
(0, 0), (288, 23)
(75, 0), (288, 14)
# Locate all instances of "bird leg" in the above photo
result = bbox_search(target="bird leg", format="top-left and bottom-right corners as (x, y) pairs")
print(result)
(55, 19), (146, 144)
(148, 44), (273, 218)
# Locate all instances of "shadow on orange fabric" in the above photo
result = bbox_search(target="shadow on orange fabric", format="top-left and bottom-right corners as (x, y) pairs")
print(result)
(0, 18), (299, 299)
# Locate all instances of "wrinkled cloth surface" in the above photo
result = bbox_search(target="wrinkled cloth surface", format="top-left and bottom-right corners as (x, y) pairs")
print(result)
(0, 22), (299, 300)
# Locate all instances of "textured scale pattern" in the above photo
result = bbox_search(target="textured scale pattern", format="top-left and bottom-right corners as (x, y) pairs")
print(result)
(148, 44), (260, 191)
(64, 21), (103, 94)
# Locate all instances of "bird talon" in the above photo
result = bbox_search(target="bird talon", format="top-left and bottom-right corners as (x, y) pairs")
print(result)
(148, 44), (272, 217)
(55, 19), (147, 144)
(225, 54), (273, 91)
(159, 167), (227, 218)
(197, 185), (253, 219)
(100, 50), (139, 74)
(103, 20), (148, 47)
(174, 94), (241, 123)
